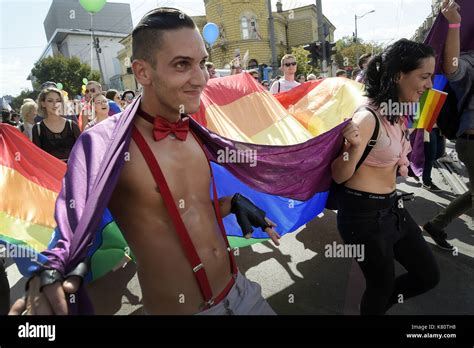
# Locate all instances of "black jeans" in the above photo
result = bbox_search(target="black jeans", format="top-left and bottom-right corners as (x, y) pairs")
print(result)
(423, 128), (445, 185)
(0, 258), (10, 315)
(336, 188), (440, 315)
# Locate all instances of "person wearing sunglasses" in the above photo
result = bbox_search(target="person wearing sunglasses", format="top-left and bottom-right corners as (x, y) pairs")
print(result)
(122, 90), (136, 106)
(269, 54), (300, 94)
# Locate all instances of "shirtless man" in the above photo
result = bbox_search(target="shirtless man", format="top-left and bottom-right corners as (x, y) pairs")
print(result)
(10, 8), (279, 315)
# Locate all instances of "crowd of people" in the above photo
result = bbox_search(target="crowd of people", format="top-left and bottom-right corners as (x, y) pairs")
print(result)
(1, 82), (140, 162)
(1, 0), (472, 317)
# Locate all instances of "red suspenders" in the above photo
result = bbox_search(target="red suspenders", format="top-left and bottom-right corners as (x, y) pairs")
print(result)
(131, 124), (238, 309)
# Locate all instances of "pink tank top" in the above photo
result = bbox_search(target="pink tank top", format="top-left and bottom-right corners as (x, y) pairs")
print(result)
(362, 106), (412, 177)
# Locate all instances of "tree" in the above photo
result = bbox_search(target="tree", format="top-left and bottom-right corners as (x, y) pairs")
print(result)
(334, 36), (384, 70)
(10, 89), (39, 111)
(31, 56), (101, 97)
(290, 46), (321, 77)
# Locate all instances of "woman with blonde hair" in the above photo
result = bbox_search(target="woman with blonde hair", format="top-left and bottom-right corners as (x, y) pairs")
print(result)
(20, 99), (38, 140)
(32, 87), (80, 162)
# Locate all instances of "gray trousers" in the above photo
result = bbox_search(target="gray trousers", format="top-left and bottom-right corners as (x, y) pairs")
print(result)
(197, 271), (276, 315)
(432, 138), (474, 229)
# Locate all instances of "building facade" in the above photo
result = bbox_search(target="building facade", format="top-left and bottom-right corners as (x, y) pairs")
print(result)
(118, 0), (335, 90)
(195, 0), (335, 70)
(412, 0), (443, 42)
(31, 0), (133, 90)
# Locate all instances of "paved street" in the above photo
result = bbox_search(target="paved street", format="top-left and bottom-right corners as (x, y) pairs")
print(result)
(6, 146), (473, 315)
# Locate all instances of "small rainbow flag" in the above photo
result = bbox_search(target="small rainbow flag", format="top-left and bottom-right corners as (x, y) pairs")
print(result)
(407, 88), (448, 132)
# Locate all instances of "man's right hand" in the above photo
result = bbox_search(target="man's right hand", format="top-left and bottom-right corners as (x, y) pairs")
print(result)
(8, 275), (81, 315)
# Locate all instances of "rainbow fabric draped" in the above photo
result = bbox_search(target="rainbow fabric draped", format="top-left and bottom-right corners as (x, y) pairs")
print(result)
(1, 74), (349, 303)
(274, 77), (366, 136)
(0, 124), (130, 282)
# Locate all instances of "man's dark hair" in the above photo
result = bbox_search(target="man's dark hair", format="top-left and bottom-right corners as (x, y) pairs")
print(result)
(365, 39), (435, 124)
(358, 53), (372, 69)
(336, 69), (347, 77)
(106, 89), (120, 100)
(2, 109), (11, 121)
(40, 81), (57, 89)
(132, 7), (196, 67)
(122, 90), (135, 100)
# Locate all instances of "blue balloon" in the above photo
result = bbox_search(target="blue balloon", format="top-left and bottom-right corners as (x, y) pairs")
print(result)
(203, 23), (219, 46)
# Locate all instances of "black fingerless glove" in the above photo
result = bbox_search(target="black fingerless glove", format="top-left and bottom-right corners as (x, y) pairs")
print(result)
(231, 193), (271, 237)
(39, 269), (64, 291)
(25, 261), (88, 292)
(64, 261), (88, 287)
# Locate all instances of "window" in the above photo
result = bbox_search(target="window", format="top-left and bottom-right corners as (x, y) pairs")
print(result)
(250, 18), (258, 39)
(241, 17), (249, 39)
(241, 13), (260, 40)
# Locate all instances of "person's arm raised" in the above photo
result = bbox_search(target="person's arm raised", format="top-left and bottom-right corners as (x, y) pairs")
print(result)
(442, 0), (461, 75)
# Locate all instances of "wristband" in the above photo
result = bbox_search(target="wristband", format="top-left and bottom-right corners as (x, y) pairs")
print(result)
(448, 23), (461, 29)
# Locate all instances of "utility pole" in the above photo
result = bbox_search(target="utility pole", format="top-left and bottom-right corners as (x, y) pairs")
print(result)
(267, 0), (278, 78)
(354, 10), (375, 64)
(92, 31), (106, 86)
(316, 0), (327, 76)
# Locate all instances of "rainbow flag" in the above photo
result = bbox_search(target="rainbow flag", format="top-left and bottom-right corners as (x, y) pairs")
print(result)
(0, 124), (130, 282)
(192, 73), (332, 247)
(407, 88), (448, 131)
(1, 73), (347, 281)
(274, 78), (366, 136)
(193, 73), (312, 145)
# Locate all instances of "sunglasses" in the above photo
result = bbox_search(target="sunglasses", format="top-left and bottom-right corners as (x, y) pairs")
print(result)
(85, 88), (96, 94)
(284, 62), (297, 67)
(94, 100), (108, 105)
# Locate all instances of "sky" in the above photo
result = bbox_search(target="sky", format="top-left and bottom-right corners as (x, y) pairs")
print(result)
(0, 0), (434, 97)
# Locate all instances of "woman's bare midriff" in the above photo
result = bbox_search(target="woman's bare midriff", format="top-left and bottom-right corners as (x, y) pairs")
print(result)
(109, 120), (233, 315)
(344, 164), (398, 194)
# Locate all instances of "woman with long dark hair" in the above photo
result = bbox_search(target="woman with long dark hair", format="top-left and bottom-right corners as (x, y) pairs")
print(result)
(331, 39), (440, 315)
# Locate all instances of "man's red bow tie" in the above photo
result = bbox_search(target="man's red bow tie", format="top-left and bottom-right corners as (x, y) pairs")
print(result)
(137, 108), (189, 141)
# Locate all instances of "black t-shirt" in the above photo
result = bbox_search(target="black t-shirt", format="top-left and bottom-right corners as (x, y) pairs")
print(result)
(32, 119), (80, 162)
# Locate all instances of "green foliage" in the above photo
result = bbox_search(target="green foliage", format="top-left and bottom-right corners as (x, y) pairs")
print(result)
(334, 36), (384, 69)
(31, 56), (101, 96)
(10, 89), (39, 111)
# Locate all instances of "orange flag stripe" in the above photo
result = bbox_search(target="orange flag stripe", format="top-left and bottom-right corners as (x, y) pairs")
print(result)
(205, 91), (288, 138)
(0, 125), (66, 192)
(0, 165), (58, 228)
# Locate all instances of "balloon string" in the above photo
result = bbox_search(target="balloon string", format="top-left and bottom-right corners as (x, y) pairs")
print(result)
(90, 14), (93, 75)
